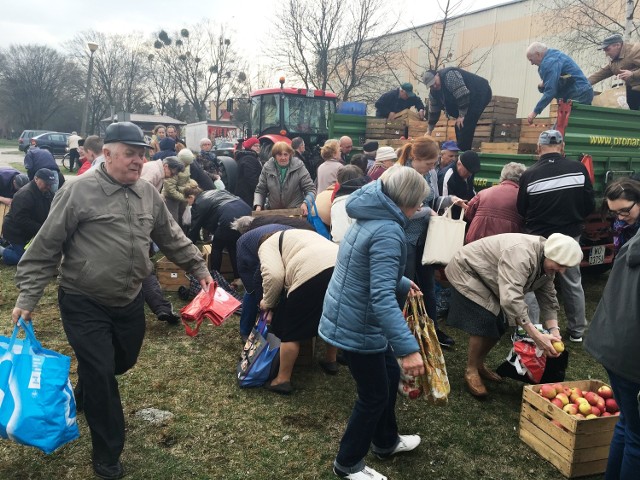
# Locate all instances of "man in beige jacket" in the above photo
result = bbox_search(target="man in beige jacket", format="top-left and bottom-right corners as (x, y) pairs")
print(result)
(588, 33), (640, 110)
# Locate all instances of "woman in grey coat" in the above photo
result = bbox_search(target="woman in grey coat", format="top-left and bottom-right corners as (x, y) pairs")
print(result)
(584, 178), (640, 480)
(253, 141), (315, 215)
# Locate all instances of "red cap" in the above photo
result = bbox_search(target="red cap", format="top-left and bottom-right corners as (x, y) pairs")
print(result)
(243, 137), (260, 149)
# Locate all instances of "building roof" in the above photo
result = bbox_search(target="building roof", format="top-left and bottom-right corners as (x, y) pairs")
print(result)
(100, 113), (186, 125)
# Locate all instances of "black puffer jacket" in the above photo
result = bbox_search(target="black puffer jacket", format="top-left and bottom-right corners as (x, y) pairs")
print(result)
(187, 189), (251, 242)
(235, 149), (262, 206)
(2, 181), (52, 244)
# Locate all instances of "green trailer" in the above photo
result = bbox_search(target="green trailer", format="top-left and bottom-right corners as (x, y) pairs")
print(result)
(477, 102), (640, 269)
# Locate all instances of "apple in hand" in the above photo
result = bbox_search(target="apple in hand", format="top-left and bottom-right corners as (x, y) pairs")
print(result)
(552, 341), (565, 353)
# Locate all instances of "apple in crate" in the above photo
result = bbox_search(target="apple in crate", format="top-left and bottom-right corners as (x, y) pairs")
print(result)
(551, 398), (564, 408)
(579, 402), (592, 415)
(584, 391), (599, 406)
(590, 406), (602, 417)
(563, 404), (578, 415)
(555, 392), (570, 406)
(598, 385), (614, 399)
(569, 387), (583, 403)
(605, 398), (619, 413)
(540, 384), (557, 399)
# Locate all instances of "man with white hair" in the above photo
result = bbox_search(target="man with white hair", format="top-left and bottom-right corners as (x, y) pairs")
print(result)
(67, 130), (82, 172)
(525, 42), (593, 124)
(11, 121), (212, 479)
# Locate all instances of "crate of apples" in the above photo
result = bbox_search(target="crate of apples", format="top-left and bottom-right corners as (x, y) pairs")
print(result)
(538, 382), (619, 419)
(520, 380), (618, 478)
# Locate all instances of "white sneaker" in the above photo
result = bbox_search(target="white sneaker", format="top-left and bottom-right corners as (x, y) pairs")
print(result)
(373, 434), (421, 458)
(569, 336), (583, 343)
(333, 466), (387, 480)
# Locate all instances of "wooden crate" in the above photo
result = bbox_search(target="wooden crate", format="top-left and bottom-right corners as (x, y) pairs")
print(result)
(390, 109), (420, 122)
(407, 120), (429, 138)
(377, 139), (410, 149)
(0, 204), (10, 236)
(156, 256), (190, 292)
(365, 118), (407, 139)
(480, 142), (519, 154)
(492, 123), (521, 142)
(519, 117), (554, 144)
(201, 244), (235, 280)
(519, 380), (617, 478)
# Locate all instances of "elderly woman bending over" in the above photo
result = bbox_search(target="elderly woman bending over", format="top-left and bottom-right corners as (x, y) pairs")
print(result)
(253, 141), (315, 215)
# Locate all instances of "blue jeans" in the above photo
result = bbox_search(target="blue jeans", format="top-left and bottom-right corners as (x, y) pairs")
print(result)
(605, 369), (640, 480)
(240, 291), (258, 337)
(1, 243), (25, 265)
(334, 346), (400, 473)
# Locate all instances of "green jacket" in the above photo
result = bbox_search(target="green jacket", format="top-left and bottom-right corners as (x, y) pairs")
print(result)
(15, 164), (208, 310)
(253, 156), (315, 209)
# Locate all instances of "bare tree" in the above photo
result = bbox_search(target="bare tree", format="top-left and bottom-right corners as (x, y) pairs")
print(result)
(152, 22), (246, 121)
(543, 0), (639, 53)
(66, 31), (152, 133)
(328, 0), (399, 103)
(269, 0), (346, 91)
(0, 45), (82, 130)
(389, 0), (493, 85)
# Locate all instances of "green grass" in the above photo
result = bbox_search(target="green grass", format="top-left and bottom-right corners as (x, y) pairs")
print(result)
(0, 264), (610, 480)
(0, 139), (18, 149)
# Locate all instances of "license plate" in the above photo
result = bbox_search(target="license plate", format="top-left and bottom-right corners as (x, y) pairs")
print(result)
(306, 89), (315, 98)
(588, 245), (605, 265)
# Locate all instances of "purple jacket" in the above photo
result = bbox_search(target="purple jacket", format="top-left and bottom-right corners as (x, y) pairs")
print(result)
(0, 168), (20, 198)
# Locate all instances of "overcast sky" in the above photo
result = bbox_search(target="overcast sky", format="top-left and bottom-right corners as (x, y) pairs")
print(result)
(1, 0), (507, 80)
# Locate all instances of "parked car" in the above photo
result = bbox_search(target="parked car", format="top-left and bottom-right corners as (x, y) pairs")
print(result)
(29, 132), (71, 157)
(214, 141), (236, 158)
(18, 129), (48, 152)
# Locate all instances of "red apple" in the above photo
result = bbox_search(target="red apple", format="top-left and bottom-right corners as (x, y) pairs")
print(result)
(602, 412), (612, 417)
(591, 406), (602, 417)
(556, 393), (570, 406)
(597, 385), (614, 400)
(552, 383), (565, 393)
(552, 398), (564, 409)
(569, 388), (583, 402)
(563, 404), (578, 415)
(596, 397), (606, 413)
(575, 413), (585, 419)
(586, 414), (599, 419)
(540, 384), (557, 399)
(584, 391), (598, 406)
(605, 398), (619, 413)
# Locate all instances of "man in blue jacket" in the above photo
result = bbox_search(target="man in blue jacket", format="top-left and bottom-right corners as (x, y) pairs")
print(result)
(526, 42), (593, 124)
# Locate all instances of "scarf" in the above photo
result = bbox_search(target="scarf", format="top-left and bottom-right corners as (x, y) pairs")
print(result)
(275, 162), (289, 186)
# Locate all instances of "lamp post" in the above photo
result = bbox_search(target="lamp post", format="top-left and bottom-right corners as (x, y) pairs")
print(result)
(80, 42), (99, 137)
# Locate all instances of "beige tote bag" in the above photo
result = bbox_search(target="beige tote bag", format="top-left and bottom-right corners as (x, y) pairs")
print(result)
(421, 206), (466, 265)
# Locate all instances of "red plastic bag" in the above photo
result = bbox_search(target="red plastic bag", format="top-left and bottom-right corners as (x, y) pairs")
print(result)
(513, 340), (547, 383)
(180, 281), (242, 336)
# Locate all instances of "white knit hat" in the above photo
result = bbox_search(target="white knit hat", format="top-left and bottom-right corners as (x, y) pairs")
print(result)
(375, 146), (397, 162)
(544, 233), (583, 267)
(177, 148), (194, 166)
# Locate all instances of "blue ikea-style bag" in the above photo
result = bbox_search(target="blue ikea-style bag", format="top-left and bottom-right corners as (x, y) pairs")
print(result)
(305, 199), (332, 240)
(0, 318), (79, 454)
(236, 312), (281, 388)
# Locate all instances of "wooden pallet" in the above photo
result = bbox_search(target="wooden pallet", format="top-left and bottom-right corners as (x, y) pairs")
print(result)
(520, 380), (617, 478)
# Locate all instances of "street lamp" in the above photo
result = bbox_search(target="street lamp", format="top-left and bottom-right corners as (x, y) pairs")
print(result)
(80, 41), (99, 137)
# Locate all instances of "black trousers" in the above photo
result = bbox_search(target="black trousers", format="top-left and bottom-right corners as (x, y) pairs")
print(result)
(626, 85), (640, 110)
(69, 148), (79, 171)
(58, 288), (146, 464)
(455, 87), (493, 151)
(141, 271), (172, 316)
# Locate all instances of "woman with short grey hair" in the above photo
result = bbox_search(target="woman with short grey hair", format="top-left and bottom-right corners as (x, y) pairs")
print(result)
(465, 162), (526, 244)
(319, 165), (427, 480)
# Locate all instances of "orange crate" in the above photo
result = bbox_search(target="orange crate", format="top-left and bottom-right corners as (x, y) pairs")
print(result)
(519, 379), (617, 478)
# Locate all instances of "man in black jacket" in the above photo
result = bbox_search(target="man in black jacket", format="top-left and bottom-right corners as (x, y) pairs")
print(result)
(517, 130), (595, 342)
(375, 83), (425, 119)
(0, 168), (54, 265)
(424, 68), (492, 151)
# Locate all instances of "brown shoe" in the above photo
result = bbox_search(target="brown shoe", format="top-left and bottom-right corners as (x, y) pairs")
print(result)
(478, 365), (503, 383)
(465, 372), (488, 397)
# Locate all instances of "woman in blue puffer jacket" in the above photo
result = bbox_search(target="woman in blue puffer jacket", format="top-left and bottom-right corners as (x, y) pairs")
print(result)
(319, 165), (428, 480)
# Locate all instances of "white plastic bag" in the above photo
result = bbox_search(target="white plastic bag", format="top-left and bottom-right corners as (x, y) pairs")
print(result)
(421, 206), (466, 265)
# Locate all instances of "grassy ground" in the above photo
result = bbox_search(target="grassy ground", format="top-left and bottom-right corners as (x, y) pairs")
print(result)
(0, 139), (18, 149)
(0, 263), (610, 480)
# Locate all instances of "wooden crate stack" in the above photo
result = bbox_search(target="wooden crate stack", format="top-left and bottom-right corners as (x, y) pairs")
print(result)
(471, 120), (495, 149)
(365, 117), (406, 140)
(389, 109), (421, 122)
(430, 119), (456, 142)
(480, 96), (519, 123)
(520, 380), (617, 478)
(377, 139), (410, 149)
(519, 117), (553, 149)
(407, 120), (429, 138)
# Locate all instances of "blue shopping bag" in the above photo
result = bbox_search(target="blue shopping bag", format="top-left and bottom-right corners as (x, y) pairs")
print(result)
(305, 199), (332, 240)
(0, 318), (79, 454)
(236, 312), (281, 388)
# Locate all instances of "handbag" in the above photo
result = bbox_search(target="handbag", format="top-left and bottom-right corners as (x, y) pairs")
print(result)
(399, 297), (450, 404)
(0, 318), (80, 454)
(304, 199), (332, 240)
(180, 281), (242, 336)
(421, 206), (466, 265)
(236, 312), (281, 388)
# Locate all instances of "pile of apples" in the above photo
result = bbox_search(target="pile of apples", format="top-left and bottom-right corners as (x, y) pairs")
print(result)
(539, 383), (619, 419)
